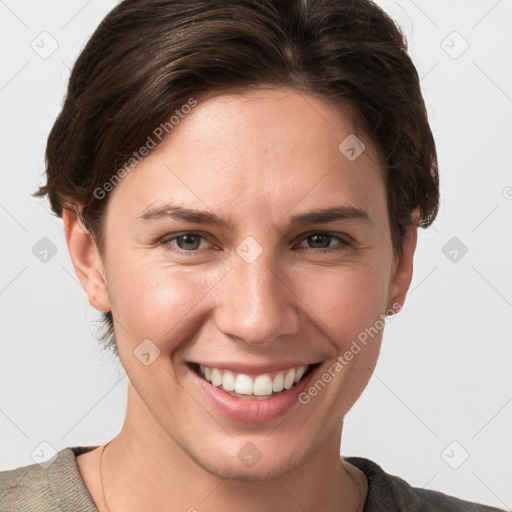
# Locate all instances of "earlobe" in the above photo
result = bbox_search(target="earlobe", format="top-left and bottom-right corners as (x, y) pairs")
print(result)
(62, 207), (111, 313)
(386, 211), (419, 312)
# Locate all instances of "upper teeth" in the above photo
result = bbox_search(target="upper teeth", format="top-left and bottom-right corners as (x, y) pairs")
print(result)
(199, 365), (308, 396)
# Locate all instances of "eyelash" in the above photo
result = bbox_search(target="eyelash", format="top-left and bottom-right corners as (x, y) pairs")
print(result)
(159, 231), (351, 256)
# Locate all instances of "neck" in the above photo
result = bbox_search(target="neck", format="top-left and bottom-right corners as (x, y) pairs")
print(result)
(101, 384), (366, 512)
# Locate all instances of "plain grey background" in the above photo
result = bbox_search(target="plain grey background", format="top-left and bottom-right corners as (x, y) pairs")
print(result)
(1, 0), (511, 509)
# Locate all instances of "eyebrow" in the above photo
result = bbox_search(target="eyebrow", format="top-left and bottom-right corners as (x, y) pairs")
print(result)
(137, 203), (372, 227)
(137, 204), (230, 227)
(289, 206), (371, 226)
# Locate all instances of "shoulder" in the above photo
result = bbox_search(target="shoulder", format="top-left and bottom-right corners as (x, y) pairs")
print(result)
(0, 455), (55, 512)
(344, 456), (505, 512)
(0, 446), (99, 512)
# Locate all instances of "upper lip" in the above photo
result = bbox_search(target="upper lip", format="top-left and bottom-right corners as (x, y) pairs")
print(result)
(189, 361), (319, 375)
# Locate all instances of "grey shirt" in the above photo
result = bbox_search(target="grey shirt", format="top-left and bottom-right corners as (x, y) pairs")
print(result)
(0, 446), (505, 511)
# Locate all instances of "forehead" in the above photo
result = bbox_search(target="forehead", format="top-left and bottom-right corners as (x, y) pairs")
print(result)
(107, 87), (386, 226)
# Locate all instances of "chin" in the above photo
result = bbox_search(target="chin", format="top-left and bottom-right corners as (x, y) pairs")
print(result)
(190, 442), (307, 482)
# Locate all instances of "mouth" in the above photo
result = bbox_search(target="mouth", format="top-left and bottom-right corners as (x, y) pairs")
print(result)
(191, 363), (318, 400)
(187, 361), (322, 422)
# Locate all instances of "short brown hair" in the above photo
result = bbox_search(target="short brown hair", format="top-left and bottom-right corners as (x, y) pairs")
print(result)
(34, 0), (439, 356)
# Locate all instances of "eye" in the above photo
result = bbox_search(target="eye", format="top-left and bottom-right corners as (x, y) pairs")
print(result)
(159, 232), (214, 255)
(296, 232), (350, 253)
(158, 231), (352, 257)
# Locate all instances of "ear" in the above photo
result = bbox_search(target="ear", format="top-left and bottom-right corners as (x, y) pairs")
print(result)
(386, 211), (419, 313)
(62, 207), (111, 313)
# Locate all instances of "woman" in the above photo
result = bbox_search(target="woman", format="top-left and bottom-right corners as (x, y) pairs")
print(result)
(0, 0), (505, 510)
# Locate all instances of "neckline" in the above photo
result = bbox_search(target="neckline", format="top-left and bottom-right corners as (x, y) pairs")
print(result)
(68, 446), (375, 512)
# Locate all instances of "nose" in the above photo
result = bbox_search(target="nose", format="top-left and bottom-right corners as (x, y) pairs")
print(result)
(214, 249), (301, 346)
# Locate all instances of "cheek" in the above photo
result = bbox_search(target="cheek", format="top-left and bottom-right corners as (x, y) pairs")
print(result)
(107, 261), (224, 350)
(295, 260), (391, 345)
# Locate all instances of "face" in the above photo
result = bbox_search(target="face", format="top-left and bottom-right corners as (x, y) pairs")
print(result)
(69, 87), (414, 480)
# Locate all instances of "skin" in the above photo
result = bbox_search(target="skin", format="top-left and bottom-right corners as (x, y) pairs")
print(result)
(66, 87), (418, 512)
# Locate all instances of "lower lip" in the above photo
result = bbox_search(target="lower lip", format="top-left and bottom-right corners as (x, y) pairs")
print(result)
(189, 365), (319, 423)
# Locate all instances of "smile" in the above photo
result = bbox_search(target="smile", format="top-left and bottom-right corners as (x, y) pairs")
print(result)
(188, 361), (320, 422)
(198, 364), (311, 400)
